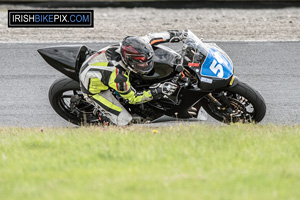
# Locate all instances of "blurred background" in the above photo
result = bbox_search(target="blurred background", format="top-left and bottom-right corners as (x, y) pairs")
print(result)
(1, 0), (300, 42)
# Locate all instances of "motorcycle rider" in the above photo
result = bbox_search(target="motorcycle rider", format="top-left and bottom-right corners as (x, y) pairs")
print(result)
(79, 30), (182, 126)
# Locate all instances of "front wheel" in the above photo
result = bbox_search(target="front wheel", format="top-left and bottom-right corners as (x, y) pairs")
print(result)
(201, 81), (266, 124)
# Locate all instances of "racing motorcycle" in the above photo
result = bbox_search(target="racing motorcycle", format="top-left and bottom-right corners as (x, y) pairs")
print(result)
(38, 29), (266, 125)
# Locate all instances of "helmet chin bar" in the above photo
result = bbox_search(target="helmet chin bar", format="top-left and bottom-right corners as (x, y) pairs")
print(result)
(127, 66), (138, 73)
(127, 64), (152, 75)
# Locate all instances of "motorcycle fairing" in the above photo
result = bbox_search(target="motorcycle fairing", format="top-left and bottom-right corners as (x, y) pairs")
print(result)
(141, 87), (209, 119)
(164, 88), (209, 118)
(200, 48), (233, 79)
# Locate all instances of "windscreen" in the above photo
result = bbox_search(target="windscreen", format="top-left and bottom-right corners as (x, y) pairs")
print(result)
(183, 30), (208, 66)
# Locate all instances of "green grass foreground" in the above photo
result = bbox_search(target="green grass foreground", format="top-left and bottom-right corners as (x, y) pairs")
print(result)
(1, 124), (300, 200)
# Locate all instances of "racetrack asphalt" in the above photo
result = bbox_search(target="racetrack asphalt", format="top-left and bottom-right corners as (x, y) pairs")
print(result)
(0, 41), (299, 127)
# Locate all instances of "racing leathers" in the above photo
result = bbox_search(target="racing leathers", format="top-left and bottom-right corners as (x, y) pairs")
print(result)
(79, 31), (181, 125)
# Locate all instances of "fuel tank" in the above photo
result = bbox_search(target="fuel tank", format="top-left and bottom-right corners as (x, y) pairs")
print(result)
(134, 45), (178, 85)
(37, 45), (89, 81)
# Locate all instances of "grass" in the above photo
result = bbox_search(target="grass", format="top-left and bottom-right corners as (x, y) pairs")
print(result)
(1, 124), (300, 200)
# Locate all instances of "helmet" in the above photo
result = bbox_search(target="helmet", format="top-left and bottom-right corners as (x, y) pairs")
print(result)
(120, 36), (154, 74)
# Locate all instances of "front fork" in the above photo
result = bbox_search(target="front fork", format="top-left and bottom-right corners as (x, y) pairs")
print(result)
(207, 92), (233, 112)
(206, 76), (238, 113)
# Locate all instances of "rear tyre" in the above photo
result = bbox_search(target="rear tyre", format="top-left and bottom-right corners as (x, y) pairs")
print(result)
(201, 81), (266, 124)
(49, 77), (98, 126)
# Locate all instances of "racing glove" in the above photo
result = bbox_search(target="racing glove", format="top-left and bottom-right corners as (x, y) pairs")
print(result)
(168, 30), (182, 42)
(149, 82), (178, 100)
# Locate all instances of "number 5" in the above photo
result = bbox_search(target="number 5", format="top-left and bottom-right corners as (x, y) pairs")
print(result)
(209, 60), (224, 78)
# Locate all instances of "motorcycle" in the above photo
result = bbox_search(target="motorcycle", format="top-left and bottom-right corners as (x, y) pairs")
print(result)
(38, 29), (266, 125)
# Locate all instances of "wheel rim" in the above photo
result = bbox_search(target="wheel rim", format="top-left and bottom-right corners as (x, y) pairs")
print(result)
(208, 91), (256, 123)
(58, 90), (98, 124)
(226, 92), (255, 123)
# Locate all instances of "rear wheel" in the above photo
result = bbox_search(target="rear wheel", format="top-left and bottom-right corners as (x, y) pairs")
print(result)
(201, 81), (266, 123)
(49, 77), (98, 125)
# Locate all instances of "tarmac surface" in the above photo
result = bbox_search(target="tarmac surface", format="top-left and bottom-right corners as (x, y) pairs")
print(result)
(0, 41), (299, 127)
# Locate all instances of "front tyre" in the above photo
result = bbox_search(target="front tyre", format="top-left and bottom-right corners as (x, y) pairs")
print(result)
(201, 81), (266, 124)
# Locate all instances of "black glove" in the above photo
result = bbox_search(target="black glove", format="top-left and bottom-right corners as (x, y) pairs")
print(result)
(168, 30), (182, 42)
(150, 82), (178, 100)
